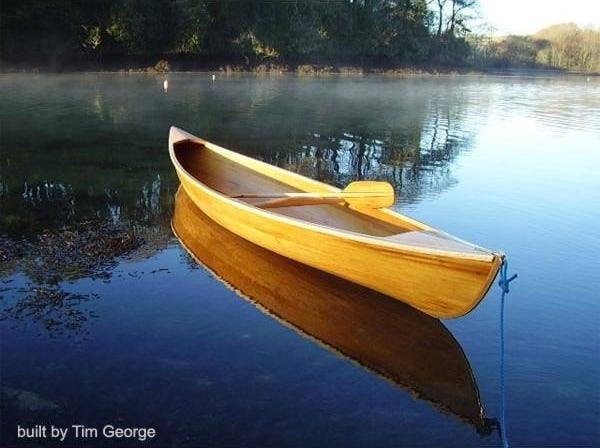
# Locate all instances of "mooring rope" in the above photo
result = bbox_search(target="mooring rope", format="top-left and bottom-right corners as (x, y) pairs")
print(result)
(498, 259), (517, 448)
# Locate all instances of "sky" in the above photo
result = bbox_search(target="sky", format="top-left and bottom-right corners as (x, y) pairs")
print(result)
(476, 0), (600, 35)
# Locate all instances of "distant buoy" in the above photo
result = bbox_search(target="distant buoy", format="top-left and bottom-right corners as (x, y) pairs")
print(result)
(211, 74), (216, 82)
(163, 79), (169, 92)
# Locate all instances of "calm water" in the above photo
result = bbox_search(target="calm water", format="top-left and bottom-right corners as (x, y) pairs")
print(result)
(1, 73), (599, 447)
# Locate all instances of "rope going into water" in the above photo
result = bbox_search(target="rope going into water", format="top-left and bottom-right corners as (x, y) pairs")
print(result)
(498, 259), (517, 448)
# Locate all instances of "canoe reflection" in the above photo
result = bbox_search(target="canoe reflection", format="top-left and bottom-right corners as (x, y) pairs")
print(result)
(172, 187), (493, 434)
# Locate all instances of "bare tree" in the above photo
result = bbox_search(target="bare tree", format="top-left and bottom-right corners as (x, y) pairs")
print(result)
(446, 0), (477, 36)
(435, 0), (447, 37)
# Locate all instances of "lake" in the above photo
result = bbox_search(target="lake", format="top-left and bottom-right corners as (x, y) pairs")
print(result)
(1, 73), (599, 447)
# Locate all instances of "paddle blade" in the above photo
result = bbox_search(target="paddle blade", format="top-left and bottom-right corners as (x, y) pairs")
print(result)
(342, 181), (395, 209)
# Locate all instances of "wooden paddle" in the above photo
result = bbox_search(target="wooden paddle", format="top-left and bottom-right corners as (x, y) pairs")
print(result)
(233, 181), (395, 209)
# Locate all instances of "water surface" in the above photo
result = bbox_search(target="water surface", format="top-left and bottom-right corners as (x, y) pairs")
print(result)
(1, 73), (599, 447)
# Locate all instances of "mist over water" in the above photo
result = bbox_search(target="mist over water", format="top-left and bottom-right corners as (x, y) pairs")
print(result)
(1, 73), (599, 447)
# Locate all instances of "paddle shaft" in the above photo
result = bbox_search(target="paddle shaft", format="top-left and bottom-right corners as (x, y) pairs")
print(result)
(254, 196), (344, 209)
(234, 192), (388, 199)
(233, 181), (395, 209)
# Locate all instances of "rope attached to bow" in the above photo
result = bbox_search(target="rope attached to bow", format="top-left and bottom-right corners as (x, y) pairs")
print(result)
(498, 259), (517, 448)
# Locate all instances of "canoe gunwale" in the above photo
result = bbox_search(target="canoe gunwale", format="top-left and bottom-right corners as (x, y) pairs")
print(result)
(169, 127), (499, 264)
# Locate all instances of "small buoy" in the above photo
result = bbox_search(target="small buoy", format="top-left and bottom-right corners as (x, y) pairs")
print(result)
(211, 74), (216, 82)
(163, 79), (168, 92)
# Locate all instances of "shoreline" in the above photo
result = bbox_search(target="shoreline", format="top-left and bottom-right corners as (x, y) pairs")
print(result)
(0, 61), (477, 76)
(2, 67), (591, 78)
(2, 58), (592, 77)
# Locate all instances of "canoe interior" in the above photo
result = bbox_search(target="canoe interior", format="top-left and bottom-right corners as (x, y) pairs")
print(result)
(174, 140), (413, 237)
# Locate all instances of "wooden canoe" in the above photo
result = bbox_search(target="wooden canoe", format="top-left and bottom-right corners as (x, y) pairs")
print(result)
(172, 187), (494, 433)
(169, 126), (503, 318)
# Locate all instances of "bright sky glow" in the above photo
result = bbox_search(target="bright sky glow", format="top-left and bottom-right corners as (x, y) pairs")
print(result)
(476, 0), (600, 35)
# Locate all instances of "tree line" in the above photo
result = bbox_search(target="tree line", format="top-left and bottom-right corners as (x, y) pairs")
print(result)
(1, 1), (598, 73)
(1, 0), (479, 68)
(470, 23), (600, 73)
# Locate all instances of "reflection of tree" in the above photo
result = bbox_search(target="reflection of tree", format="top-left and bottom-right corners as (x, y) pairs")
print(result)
(0, 172), (175, 235)
(1, 75), (476, 214)
(258, 102), (470, 204)
(0, 95), (178, 335)
(174, 78), (475, 205)
(0, 177), (174, 337)
(1, 74), (478, 335)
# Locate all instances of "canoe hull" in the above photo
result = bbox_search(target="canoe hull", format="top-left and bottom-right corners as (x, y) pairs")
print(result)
(172, 187), (492, 432)
(176, 171), (501, 318)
